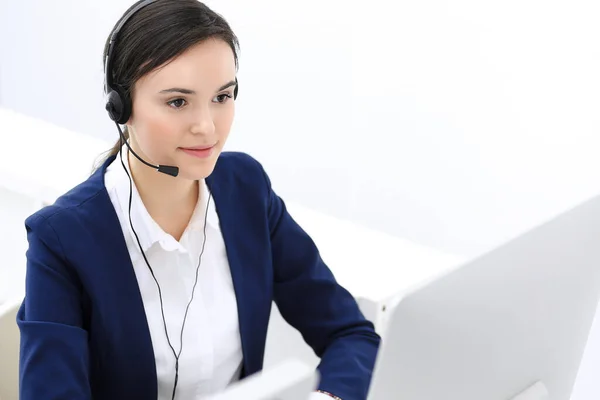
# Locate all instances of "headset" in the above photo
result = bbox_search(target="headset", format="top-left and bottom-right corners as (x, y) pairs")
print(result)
(104, 0), (238, 177)
(103, 1), (228, 398)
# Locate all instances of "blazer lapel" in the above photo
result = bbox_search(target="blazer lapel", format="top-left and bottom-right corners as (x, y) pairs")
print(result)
(206, 157), (276, 379)
(205, 175), (254, 377)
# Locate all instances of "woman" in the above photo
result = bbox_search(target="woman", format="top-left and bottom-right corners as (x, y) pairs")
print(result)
(17, 1), (381, 399)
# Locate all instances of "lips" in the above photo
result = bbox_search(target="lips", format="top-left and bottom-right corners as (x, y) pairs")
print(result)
(179, 144), (216, 159)
(180, 144), (215, 150)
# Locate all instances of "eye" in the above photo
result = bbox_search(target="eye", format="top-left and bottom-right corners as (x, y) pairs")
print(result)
(214, 93), (233, 104)
(167, 98), (187, 109)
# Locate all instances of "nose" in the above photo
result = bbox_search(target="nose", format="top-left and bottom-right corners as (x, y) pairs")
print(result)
(190, 106), (216, 136)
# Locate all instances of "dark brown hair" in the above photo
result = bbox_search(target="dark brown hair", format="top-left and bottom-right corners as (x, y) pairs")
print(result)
(95, 0), (240, 169)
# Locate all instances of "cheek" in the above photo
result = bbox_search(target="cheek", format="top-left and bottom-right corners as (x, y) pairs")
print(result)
(136, 107), (182, 157)
(215, 106), (235, 139)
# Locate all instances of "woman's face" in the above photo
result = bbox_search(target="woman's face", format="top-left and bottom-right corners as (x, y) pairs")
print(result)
(126, 38), (237, 180)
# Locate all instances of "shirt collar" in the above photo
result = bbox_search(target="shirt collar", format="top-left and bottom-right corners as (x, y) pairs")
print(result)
(106, 145), (220, 253)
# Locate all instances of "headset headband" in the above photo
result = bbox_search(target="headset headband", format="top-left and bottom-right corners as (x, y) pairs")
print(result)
(104, 0), (156, 94)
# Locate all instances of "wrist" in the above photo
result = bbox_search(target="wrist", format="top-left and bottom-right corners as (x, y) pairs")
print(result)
(315, 390), (342, 399)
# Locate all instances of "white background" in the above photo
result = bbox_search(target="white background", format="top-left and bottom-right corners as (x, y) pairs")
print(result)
(1, 0), (600, 258)
(1, 0), (600, 398)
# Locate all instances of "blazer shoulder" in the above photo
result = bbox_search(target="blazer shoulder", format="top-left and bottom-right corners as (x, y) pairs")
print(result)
(216, 151), (265, 173)
(24, 174), (106, 233)
(214, 151), (271, 189)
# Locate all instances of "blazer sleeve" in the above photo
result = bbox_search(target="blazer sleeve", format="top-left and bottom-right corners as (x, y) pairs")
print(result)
(259, 164), (382, 400)
(17, 213), (91, 399)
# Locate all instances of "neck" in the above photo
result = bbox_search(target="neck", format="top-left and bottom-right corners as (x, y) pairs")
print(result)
(127, 150), (198, 240)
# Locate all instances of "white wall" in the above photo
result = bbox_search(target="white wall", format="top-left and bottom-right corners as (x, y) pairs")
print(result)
(1, 0), (599, 259)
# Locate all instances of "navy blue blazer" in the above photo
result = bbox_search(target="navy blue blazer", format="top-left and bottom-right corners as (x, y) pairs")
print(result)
(17, 152), (381, 400)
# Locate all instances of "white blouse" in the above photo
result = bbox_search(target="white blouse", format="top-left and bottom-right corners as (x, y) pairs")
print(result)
(104, 147), (243, 399)
(104, 146), (332, 400)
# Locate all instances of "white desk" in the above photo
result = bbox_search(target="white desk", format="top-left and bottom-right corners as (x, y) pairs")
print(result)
(0, 107), (109, 205)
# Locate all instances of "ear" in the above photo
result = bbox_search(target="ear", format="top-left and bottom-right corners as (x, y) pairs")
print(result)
(123, 123), (134, 142)
(124, 100), (135, 130)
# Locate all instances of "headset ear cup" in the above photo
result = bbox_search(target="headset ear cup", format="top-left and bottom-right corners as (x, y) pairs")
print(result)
(116, 85), (132, 124)
(105, 89), (123, 123)
(105, 85), (131, 124)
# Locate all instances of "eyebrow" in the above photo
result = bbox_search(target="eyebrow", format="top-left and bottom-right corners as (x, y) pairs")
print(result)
(159, 80), (237, 95)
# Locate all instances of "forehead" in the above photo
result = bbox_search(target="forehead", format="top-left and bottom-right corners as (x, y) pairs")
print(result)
(136, 39), (236, 92)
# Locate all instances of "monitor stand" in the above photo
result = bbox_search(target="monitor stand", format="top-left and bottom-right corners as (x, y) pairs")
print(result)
(509, 381), (549, 400)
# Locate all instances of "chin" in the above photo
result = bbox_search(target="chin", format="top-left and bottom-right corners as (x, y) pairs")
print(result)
(174, 147), (223, 180)
(180, 160), (218, 181)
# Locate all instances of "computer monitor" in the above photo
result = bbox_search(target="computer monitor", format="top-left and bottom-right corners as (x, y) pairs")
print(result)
(205, 358), (319, 400)
(367, 194), (600, 400)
